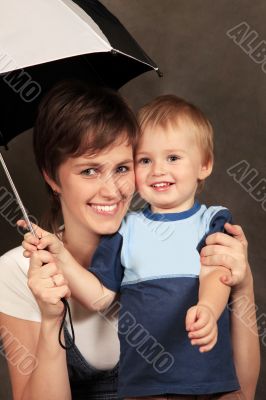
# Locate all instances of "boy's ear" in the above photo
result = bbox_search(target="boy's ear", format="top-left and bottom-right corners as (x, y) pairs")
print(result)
(198, 159), (213, 180)
(42, 170), (61, 194)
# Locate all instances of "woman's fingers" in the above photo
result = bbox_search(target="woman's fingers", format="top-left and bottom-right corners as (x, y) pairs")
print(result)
(52, 273), (68, 287)
(39, 263), (59, 279)
(22, 230), (63, 258)
(224, 223), (248, 247)
(38, 286), (71, 305)
(35, 235), (62, 253)
(200, 244), (236, 257)
(201, 254), (234, 270)
(29, 250), (54, 271)
(23, 250), (31, 258)
(205, 231), (243, 249)
(22, 239), (39, 254)
(17, 219), (50, 239)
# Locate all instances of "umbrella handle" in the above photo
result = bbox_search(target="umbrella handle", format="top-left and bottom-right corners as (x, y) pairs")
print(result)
(0, 151), (75, 350)
(0, 152), (36, 237)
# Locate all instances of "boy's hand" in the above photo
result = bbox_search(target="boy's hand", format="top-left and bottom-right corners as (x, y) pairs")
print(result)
(17, 220), (65, 261)
(185, 304), (218, 352)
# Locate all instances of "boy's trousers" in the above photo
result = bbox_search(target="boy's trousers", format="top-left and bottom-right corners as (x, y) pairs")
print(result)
(126, 390), (245, 400)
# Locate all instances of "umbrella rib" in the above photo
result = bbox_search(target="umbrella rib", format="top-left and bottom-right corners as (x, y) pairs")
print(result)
(112, 48), (160, 73)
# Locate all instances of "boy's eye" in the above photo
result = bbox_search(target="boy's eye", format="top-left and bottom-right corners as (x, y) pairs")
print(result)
(116, 165), (129, 174)
(138, 158), (151, 165)
(167, 155), (181, 162)
(81, 168), (98, 176)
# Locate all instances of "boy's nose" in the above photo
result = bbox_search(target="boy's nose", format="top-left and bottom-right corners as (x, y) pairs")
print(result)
(151, 162), (166, 176)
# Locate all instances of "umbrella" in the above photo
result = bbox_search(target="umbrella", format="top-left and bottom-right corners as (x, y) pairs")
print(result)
(0, 0), (160, 146)
(0, 0), (160, 349)
(0, 0), (160, 225)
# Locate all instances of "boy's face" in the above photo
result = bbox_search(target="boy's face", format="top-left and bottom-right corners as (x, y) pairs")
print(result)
(135, 120), (212, 213)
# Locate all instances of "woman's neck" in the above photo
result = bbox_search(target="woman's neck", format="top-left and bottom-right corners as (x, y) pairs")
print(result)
(62, 223), (100, 269)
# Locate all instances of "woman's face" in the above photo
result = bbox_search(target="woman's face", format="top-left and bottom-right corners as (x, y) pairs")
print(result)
(49, 141), (135, 236)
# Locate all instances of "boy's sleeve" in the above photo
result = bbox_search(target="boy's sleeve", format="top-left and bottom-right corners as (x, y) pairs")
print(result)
(89, 232), (124, 292)
(197, 207), (233, 253)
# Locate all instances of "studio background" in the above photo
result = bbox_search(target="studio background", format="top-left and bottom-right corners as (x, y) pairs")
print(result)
(0, 1), (265, 398)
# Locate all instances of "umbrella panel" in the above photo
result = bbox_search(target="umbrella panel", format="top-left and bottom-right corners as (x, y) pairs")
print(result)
(0, 52), (151, 146)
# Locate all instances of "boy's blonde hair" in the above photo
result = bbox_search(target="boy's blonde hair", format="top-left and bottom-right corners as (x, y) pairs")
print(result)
(137, 95), (214, 191)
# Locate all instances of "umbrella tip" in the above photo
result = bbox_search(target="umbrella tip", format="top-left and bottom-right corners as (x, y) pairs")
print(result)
(0, 130), (8, 150)
(156, 68), (163, 78)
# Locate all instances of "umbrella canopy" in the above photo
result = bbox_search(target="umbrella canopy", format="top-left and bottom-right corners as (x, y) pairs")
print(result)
(0, 0), (160, 146)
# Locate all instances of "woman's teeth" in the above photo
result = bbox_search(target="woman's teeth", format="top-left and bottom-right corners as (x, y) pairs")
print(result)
(90, 204), (118, 213)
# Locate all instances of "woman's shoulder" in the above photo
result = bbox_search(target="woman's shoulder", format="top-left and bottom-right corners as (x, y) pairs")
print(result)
(0, 245), (29, 277)
(0, 246), (41, 322)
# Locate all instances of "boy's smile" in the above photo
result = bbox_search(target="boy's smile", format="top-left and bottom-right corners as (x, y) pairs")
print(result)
(135, 120), (212, 214)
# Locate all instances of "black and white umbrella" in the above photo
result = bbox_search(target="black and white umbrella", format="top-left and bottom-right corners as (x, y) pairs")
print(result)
(0, 0), (160, 227)
(0, 0), (160, 145)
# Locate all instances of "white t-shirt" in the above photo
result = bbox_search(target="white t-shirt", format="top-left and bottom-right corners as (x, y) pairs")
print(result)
(0, 246), (120, 370)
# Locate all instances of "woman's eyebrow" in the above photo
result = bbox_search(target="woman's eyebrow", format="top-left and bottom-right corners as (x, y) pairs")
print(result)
(116, 159), (134, 165)
(74, 161), (101, 167)
(74, 159), (134, 168)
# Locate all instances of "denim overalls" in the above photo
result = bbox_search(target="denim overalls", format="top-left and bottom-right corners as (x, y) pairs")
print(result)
(64, 327), (120, 400)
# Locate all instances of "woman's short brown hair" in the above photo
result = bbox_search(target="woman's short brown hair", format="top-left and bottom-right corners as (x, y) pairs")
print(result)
(34, 80), (139, 232)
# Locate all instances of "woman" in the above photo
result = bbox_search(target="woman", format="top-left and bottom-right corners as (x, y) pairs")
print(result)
(0, 81), (260, 400)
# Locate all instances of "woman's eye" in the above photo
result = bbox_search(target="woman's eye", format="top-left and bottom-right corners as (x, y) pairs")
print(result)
(116, 166), (129, 174)
(167, 155), (181, 162)
(81, 168), (98, 176)
(138, 158), (151, 165)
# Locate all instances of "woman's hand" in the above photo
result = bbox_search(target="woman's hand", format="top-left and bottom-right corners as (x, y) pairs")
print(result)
(28, 249), (71, 320)
(200, 223), (249, 288)
(18, 219), (66, 261)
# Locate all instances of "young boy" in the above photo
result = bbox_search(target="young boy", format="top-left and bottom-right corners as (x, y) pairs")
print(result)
(23, 95), (241, 399)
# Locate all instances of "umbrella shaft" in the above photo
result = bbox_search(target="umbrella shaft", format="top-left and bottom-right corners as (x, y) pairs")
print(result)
(0, 152), (36, 237)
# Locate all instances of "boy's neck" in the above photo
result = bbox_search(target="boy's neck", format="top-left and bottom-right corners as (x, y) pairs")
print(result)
(150, 197), (196, 214)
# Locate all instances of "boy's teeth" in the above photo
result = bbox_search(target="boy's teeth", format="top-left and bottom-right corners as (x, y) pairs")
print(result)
(91, 204), (117, 211)
(152, 183), (171, 187)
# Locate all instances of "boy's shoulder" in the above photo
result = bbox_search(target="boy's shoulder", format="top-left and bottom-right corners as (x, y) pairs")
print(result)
(197, 204), (233, 250)
(198, 204), (232, 225)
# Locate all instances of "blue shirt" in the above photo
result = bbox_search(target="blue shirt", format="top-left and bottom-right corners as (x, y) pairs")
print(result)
(90, 202), (240, 397)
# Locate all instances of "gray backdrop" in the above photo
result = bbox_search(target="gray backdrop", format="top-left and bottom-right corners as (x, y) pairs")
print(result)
(0, 1), (265, 398)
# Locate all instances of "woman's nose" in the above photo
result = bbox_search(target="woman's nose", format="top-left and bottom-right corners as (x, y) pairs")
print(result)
(99, 175), (120, 199)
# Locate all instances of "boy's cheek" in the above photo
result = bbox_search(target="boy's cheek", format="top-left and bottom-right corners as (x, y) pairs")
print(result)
(120, 172), (136, 197)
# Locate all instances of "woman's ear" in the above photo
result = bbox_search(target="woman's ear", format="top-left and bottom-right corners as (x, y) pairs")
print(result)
(198, 159), (213, 180)
(42, 170), (61, 194)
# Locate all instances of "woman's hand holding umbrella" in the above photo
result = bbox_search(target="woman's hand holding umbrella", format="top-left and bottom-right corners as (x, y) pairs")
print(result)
(17, 219), (75, 349)
(27, 249), (71, 321)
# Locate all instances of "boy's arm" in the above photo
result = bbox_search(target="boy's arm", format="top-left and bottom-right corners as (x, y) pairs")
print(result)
(58, 249), (117, 311)
(197, 208), (233, 320)
(19, 221), (121, 312)
(186, 265), (232, 352)
(198, 265), (231, 320)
